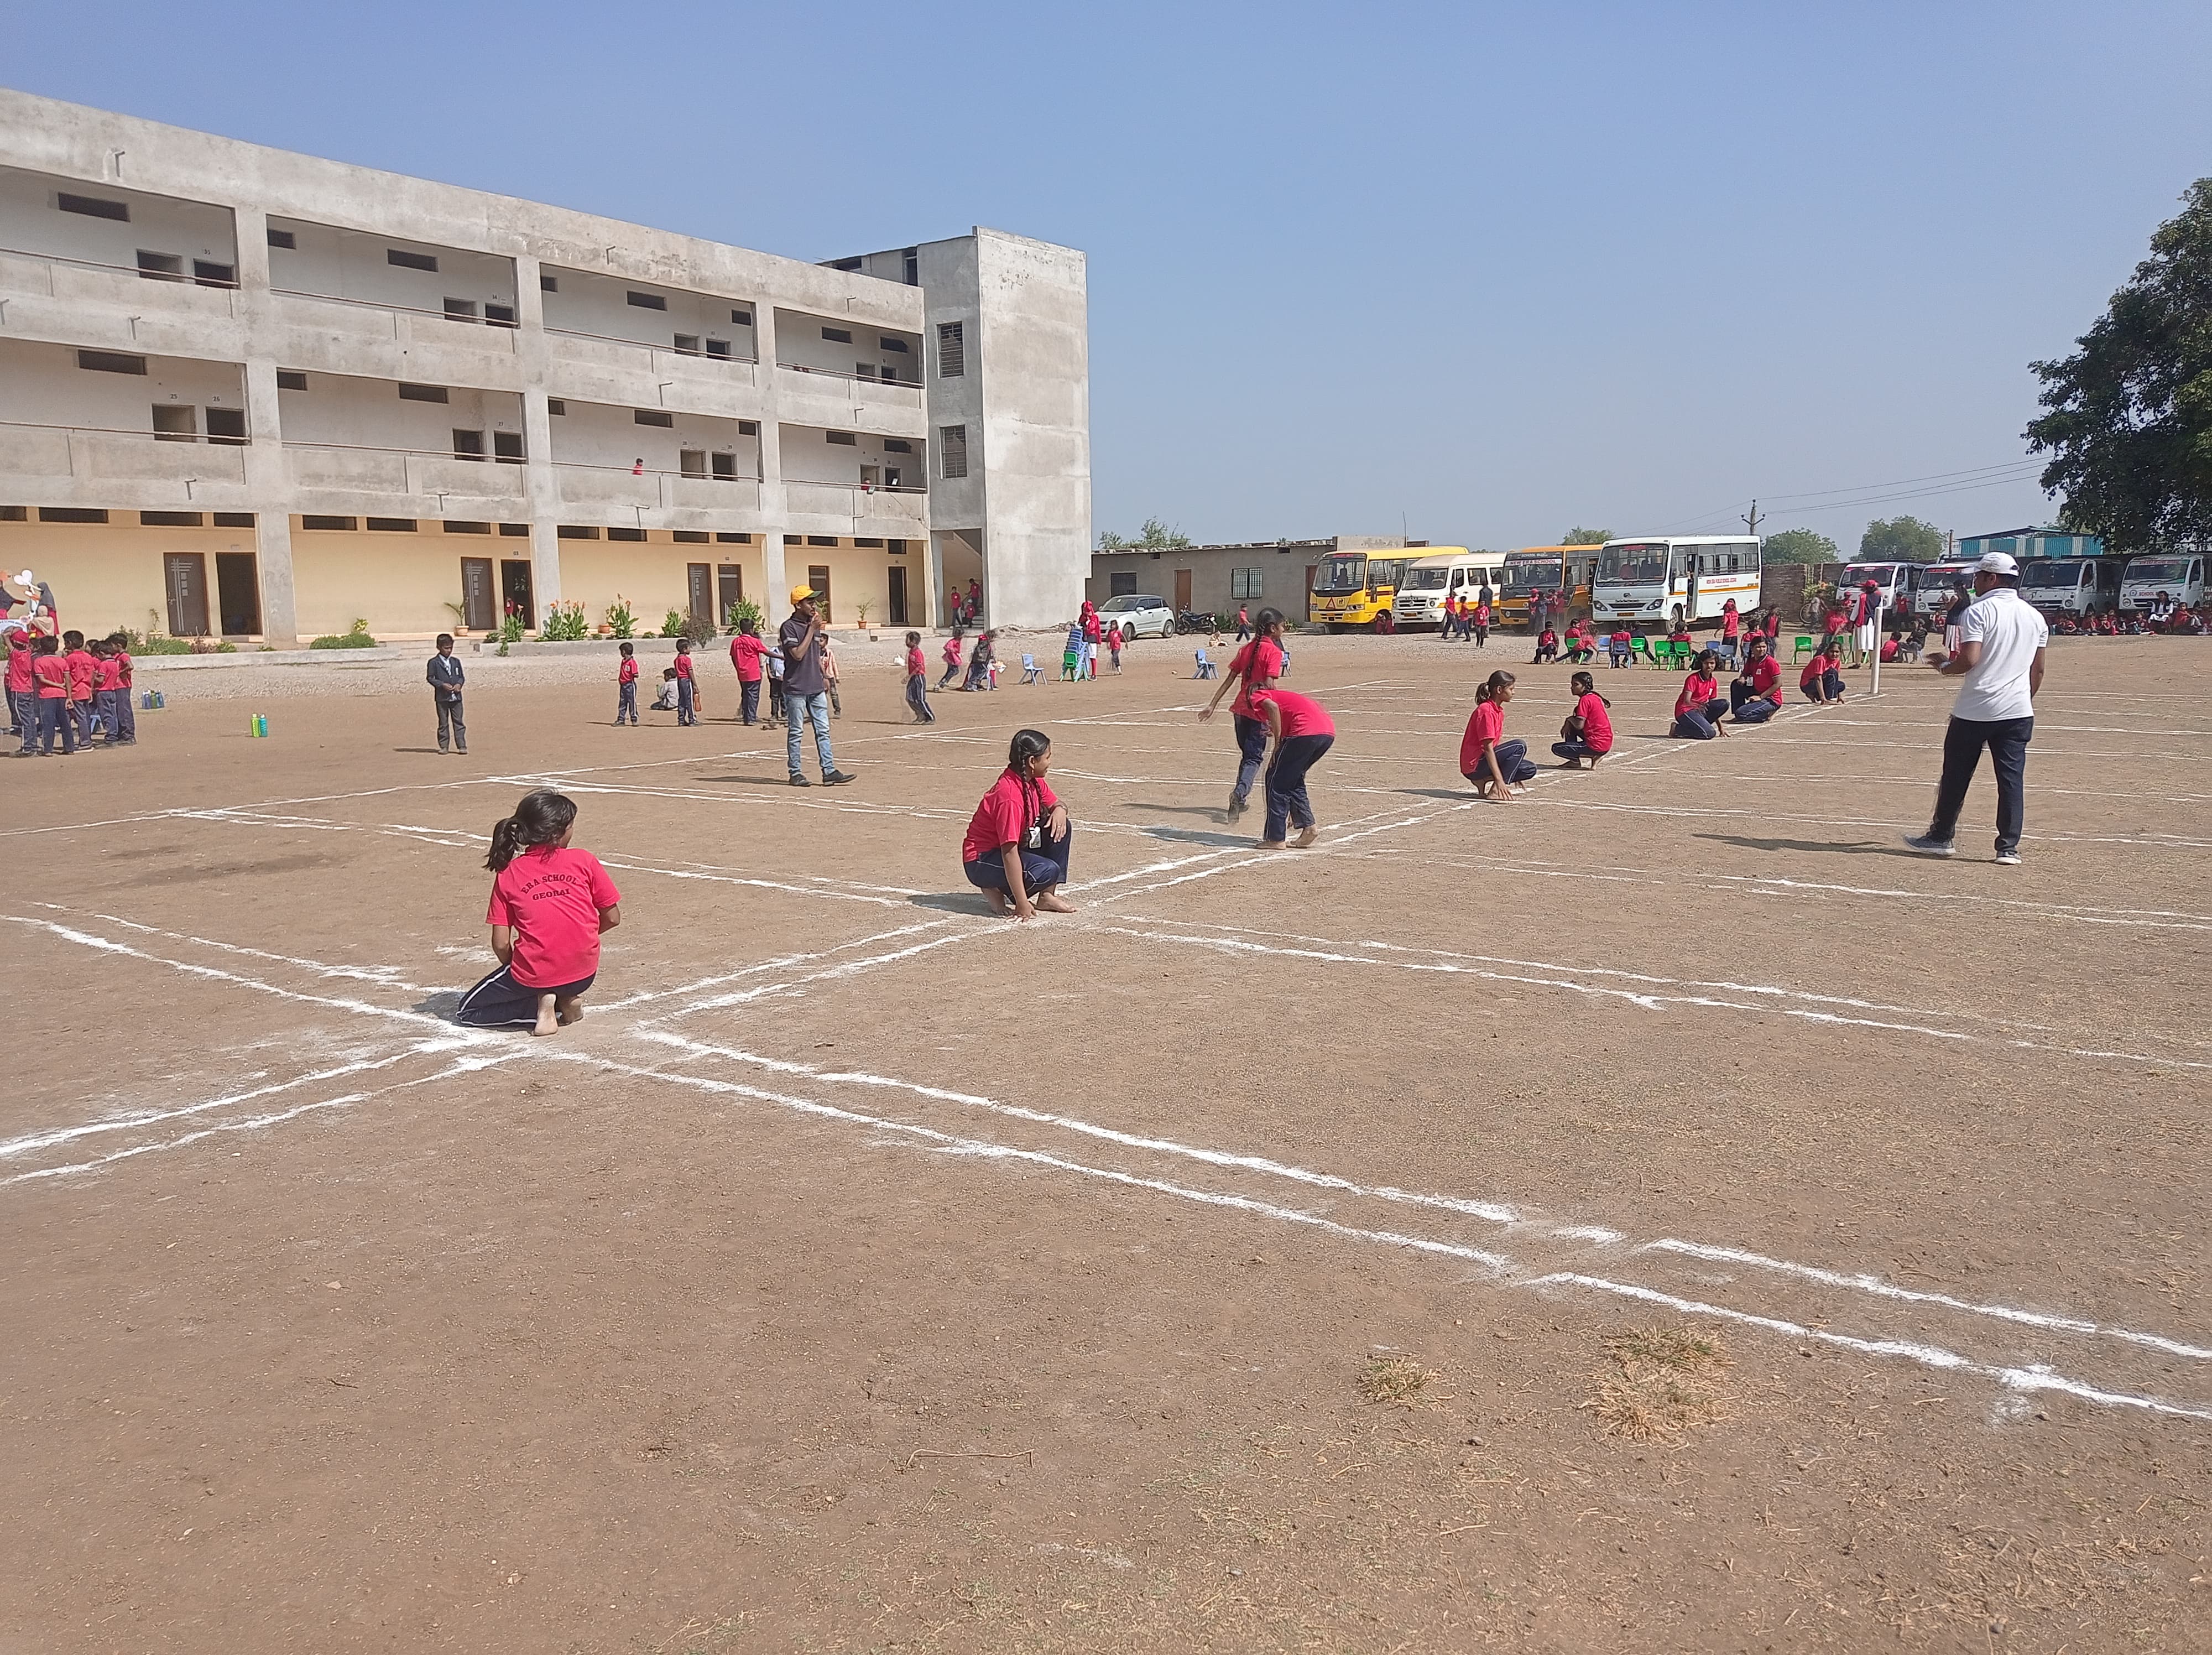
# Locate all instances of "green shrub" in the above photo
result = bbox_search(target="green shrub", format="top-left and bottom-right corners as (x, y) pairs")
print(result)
(138, 635), (194, 655)
(661, 608), (687, 638)
(606, 597), (636, 640)
(309, 618), (379, 649)
(724, 597), (764, 636)
(540, 600), (588, 642)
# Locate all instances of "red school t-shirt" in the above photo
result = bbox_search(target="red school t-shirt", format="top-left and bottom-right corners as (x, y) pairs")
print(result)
(906, 645), (926, 677)
(4, 646), (32, 694)
(1741, 653), (1780, 698)
(1247, 686), (1334, 740)
(32, 654), (66, 698)
(1721, 608), (1740, 639)
(618, 657), (639, 685)
(1674, 673), (1720, 719)
(962, 768), (1060, 865)
(672, 652), (694, 680)
(729, 634), (766, 683)
(1574, 691), (1613, 753)
(97, 656), (122, 691)
(1800, 654), (1833, 689)
(1459, 699), (1506, 772)
(484, 845), (623, 989)
(1228, 636), (1284, 719)
(113, 648), (132, 687)
(65, 648), (96, 699)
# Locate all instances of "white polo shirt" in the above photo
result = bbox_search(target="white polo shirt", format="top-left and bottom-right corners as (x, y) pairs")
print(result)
(1951, 587), (2048, 722)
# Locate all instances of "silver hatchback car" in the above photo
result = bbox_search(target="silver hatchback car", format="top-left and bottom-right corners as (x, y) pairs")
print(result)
(1096, 592), (1176, 639)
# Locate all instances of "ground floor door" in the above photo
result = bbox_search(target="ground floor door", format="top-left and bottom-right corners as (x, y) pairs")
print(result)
(886, 565), (909, 626)
(164, 553), (209, 637)
(1174, 569), (1193, 613)
(215, 552), (262, 636)
(687, 563), (714, 630)
(716, 564), (744, 624)
(461, 558), (496, 631)
(499, 559), (535, 631)
(808, 564), (832, 623)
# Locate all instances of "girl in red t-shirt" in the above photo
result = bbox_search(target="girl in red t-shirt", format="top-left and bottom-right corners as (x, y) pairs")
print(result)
(1671, 649), (1730, 740)
(904, 629), (935, 724)
(1198, 606), (1285, 821)
(1552, 672), (1614, 768)
(458, 790), (623, 1035)
(1799, 647), (1844, 705)
(961, 730), (1074, 919)
(1460, 670), (1535, 798)
(1247, 684), (1335, 849)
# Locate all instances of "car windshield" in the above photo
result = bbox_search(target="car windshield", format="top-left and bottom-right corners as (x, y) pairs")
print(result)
(1503, 560), (1562, 594)
(2127, 559), (2188, 583)
(1841, 565), (1897, 589)
(1401, 566), (1449, 590)
(2022, 560), (2085, 588)
(1598, 544), (1668, 584)
(1314, 558), (1367, 592)
(1099, 595), (1151, 612)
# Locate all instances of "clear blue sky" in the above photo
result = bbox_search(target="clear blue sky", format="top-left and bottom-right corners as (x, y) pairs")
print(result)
(13, 2), (2210, 553)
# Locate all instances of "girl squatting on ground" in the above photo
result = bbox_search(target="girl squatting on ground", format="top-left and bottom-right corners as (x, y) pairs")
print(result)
(458, 789), (623, 1035)
(1461, 670), (1537, 799)
(1552, 672), (1613, 767)
(961, 729), (1075, 920)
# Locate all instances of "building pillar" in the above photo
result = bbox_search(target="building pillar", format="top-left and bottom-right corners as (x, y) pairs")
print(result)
(752, 306), (787, 619)
(926, 532), (949, 629)
(230, 209), (300, 646)
(512, 254), (563, 609)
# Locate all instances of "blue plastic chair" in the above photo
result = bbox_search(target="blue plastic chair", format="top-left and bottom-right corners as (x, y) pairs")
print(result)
(1194, 649), (1218, 680)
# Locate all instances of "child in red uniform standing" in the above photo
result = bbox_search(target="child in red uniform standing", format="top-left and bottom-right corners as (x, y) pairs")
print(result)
(1552, 671), (1614, 768)
(961, 729), (1075, 919)
(1671, 649), (1731, 739)
(30, 634), (75, 756)
(728, 620), (768, 725)
(105, 632), (134, 745)
(92, 639), (123, 745)
(7, 630), (35, 753)
(672, 638), (697, 726)
(904, 629), (935, 723)
(1246, 683), (1335, 849)
(1197, 606), (1285, 821)
(615, 641), (640, 726)
(1461, 669), (1535, 798)
(62, 630), (97, 750)
(457, 789), (622, 1035)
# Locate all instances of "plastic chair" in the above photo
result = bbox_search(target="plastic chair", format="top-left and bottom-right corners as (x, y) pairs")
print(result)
(1059, 653), (1079, 681)
(1791, 634), (1815, 663)
(1629, 634), (1653, 663)
(1194, 649), (1218, 680)
(1020, 653), (1041, 684)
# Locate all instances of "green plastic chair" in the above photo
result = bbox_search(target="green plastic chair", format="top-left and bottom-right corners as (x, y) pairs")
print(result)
(1791, 634), (1815, 663)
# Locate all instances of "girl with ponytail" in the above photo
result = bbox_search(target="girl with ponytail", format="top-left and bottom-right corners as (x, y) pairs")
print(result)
(458, 789), (623, 1033)
(1460, 670), (1537, 799)
(959, 728), (1076, 919)
(1552, 670), (1614, 769)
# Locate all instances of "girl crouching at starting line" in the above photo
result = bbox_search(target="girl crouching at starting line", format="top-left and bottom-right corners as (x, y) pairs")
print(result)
(1552, 671), (1613, 768)
(1461, 670), (1537, 799)
(961, 728), (1076, 919)
(1247, 681), (1334, 849)
(457, 789), (622, 1034)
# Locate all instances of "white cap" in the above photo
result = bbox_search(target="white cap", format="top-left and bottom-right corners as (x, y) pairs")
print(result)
(1975, 551), (2019, 576)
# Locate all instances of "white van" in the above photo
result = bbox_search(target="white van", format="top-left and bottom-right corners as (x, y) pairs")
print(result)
(2019, 555), (2124, 617)
(1914, 561), (1980, 623)
(1838, 560), (1921, 623)
(2119, 552), (2205, 615)
(1392, 549), (1506, 629)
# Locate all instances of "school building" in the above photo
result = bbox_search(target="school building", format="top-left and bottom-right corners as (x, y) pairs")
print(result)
(1086, 537), (1417, 626)
(0, 91), (1091, 644)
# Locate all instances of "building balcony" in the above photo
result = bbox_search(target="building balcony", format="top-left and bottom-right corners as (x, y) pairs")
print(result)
(540, 327), (761, 417)
(0, 419), (251, 508)
(785, 480), (928, 532)
(284, 441), (528, 512)
(0, 246), (247, 358)
(266, 288), (526, 388)
(554, 460), (761, 516)
(773, 364), (927, 437)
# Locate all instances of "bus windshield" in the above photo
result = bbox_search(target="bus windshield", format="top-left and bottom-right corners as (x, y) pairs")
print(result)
(1840, 564), (1900, 589)
(2021, 560), (2085, 588)
(1598, 543), (1668, 584)
(2127, 558), (2190, 582)
(1502, 559), (1563, 594)
(1313, 557), (1368, 593)
(1401, 565), (1450, 590)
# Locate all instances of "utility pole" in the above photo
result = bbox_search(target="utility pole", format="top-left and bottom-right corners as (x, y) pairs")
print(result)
(1742, 499), (1764, 539)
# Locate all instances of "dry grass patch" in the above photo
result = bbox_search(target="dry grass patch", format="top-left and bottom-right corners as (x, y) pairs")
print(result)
(1584, 1324), (1731, 1442)
(1357, 1354), (1436, 1407)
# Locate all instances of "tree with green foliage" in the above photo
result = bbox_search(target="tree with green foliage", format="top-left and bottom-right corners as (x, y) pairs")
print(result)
(2027, 179), (2212, 551)
(1760, 528), (1839, 565)
(1097, 517), (1193, 551)
(1858, 517), (1945, 562)
(1560, 527), (1611, 546)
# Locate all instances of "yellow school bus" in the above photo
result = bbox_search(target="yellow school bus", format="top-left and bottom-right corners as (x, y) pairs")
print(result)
(1311, 551), (1413, 632)
(1496, 545), (1599, 628)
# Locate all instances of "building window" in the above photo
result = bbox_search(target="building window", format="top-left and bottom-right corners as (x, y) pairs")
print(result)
(540, 272), (559, 292)
(366, 517), (418, 532)
(711, 451), (738, 480)
(716, 532), (752, 544)
(705, 338), (731, 358)
(398, 383), (449, 403)
(1110, 572), (1138, 597)
(627, 290), (667, 310)
(137, 251), (185, 282)
(206, 408), (247, 445)
(557, 524), (599, 539)
(453, 429), (487, 461)
(498, 522), (531, 537)
(267, 227), (296, 249)
(884, 438), (912, 454)
(821, 326), (853, 344)
(0, 507), (25, 522)
(546, 398), (566, 415)
(387, 248), (439, 272)
(938, 424), (968, 478)
(58, 192), (128, 222)
(673, 334), (701, 355)
(493, 431), (524, 464)
(39, 507), (110, 523)
(680, 450), (707, 478)
(808, 564), (833, 619)
(937, 321), (965, 377)
(888, 539), (907, 556)
(276, 369), (308, 391)
(608, 527), (647, 542)
(853, 537), (884, 548)
(902, 248), (919, 285)
(444, 298), (479, 321)
(444, 520), (492, 534)
(212, 512), (255, 528)
(141, 511), (204, 527)
(732, 308), (753, 326)
(634, 409), (672, 427)
(737, 420), (758, 437)
(301, 516), (357, 530)
(1230, 568), (1264, 600)
(674, 530), (709, 544)
(826, 430), (857, 446)
(78, 350), (146, 375)
(879, 337), (910, 353)
(807, 537), (837, 547)
(152, 405), (197, 443)
(194, 259), (236, 288)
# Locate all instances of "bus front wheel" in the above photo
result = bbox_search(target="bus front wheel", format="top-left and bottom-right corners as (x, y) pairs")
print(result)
(1370, 611), (1392, 634)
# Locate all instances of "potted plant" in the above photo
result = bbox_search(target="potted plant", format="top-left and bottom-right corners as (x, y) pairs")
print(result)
(854, 597), (875, 640)
(444, 598), (470, 636)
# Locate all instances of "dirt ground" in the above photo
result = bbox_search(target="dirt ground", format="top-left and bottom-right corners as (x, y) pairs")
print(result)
(3, 629), (2206, 1654)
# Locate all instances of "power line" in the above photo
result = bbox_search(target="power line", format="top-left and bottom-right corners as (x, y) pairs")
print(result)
(1656, 462), (2048, 535)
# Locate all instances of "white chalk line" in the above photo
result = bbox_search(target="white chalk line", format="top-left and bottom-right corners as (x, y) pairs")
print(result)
(564, 1048), (2212, 1423)
(32, 903), (441, 992)
(595, 919), (959, 1013)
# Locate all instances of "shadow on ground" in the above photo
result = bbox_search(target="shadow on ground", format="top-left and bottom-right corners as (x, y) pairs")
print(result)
(1694, 833), (1919, 858)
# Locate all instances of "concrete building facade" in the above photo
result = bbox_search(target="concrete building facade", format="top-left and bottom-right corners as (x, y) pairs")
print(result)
(830, 231), (1091, 629)
(0, 92), (1088, 643)
(1086, 537), (1414, 626)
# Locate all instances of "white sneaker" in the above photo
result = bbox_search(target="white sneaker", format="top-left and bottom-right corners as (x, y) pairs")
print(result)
(1994, 849), (2022, 866)
(1901, 833), (1955, 857)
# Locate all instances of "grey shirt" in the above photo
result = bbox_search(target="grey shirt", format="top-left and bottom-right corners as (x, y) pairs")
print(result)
(779, 612), (825, 696)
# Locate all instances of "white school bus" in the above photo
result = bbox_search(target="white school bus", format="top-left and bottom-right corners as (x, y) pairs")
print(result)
(1592, 536), (1762, 629)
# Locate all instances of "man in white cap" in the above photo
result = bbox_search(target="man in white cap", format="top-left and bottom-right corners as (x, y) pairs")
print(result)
(1903, 550), (2048, 865)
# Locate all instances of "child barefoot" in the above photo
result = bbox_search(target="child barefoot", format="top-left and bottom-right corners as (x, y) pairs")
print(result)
(960, 730), (1076, 919)
(458, 790), (622, 1034)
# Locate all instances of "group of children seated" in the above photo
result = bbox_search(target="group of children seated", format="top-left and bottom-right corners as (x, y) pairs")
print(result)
(1531, 620), (1598, 664)
(5, 627), (137, 756)
(2052, 606), (2203, 636)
